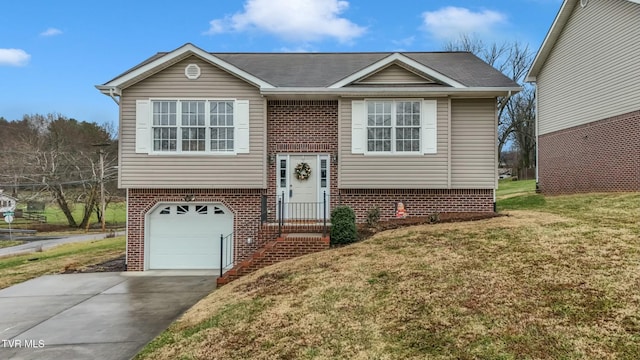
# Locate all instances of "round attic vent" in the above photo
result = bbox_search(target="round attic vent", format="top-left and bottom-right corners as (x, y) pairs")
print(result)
(184, 64), (201, 80)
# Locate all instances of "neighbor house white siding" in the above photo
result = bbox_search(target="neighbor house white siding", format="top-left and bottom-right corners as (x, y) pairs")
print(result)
(537, 0), (640, 135)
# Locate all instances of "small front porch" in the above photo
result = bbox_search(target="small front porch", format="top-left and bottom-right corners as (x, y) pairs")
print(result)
(217, 194), (333, 285)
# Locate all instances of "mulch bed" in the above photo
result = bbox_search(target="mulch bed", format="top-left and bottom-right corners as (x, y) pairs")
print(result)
(357, 212), (503, 239)
(72, 212), (501, 274)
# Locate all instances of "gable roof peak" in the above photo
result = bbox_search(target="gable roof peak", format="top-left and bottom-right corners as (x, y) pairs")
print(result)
(328, 52), (467, 89)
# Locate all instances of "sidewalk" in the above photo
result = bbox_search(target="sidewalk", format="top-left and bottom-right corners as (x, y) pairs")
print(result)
(0, 231), (125, 257)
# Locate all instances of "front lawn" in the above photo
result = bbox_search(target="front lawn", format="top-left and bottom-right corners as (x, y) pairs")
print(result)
(0, 236), (125, 289)
(0, 201), (126, 232)
(496, 178), (536, 199)
(136, 191), (640, 359)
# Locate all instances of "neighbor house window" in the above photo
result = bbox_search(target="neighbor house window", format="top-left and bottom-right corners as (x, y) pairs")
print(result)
(367, 100), (421, 153)
(151, 100), (235, 153)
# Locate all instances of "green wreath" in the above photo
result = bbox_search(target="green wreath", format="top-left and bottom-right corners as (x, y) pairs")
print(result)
(295, 162), (311, 180)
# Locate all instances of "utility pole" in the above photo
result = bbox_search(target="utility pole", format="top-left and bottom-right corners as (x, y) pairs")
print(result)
(99, 148), (106, 232)
(92, 143), (110, 232)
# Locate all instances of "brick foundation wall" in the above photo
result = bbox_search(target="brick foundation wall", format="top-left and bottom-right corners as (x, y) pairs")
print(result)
(249, 236), (329, 271)
(338, 189), (494, 222)
(266, 100), (340, 212)
(539, 110), (640, 195)
(126, 188), (264, 271)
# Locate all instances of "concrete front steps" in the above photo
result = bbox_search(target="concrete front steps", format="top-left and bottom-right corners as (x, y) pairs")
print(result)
(216, 231), (330, 286)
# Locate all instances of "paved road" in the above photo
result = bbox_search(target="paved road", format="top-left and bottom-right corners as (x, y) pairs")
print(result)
(0, 231), (125, 257)
(0, 272), (217, 360)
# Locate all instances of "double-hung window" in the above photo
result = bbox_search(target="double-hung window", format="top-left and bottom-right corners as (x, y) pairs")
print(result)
(351, 99), (436, 155)
(151, 100), (235, 153)
(210, 101), (234, 152)
(367, 100), (421, 153)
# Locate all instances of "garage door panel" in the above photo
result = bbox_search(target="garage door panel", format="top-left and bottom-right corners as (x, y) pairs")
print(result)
(147, 203), (233, 270)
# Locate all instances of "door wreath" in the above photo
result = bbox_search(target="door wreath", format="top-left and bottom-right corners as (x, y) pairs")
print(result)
(295, 162), (311, 180)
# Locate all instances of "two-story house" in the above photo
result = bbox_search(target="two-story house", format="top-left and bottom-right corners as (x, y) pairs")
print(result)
(527, 0), (640, 194)
(97, 43), (519, 273)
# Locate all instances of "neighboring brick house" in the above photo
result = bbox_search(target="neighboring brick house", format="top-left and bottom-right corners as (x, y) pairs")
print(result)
(526, 0), (640, 195)
(97, 43), (519, 273)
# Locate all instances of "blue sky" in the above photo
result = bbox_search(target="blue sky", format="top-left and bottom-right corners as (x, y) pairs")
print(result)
(0, 0), (562, 129)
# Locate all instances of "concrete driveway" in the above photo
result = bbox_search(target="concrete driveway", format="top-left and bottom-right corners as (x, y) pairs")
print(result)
(0, 272), (217, 360)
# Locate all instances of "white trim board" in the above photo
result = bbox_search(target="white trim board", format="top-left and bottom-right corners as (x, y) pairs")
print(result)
(329, 53), (467, 89)
(102, 43), (274, 90)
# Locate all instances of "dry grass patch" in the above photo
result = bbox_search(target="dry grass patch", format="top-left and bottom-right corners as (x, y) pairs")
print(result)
(0, 236), (125, 289)
(137, 193), (640, 360)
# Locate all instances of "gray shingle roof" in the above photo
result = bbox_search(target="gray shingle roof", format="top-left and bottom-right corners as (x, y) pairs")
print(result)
(216, 52), (517, 88)
(109, 50), (518, 89)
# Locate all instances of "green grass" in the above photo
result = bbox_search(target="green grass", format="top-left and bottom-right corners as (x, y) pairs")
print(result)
(0, 240), (24, 248)
(0, 236), (125, 289)
(496, 178), (536, 198)
(42, 201), (126, 226)
(136, 191), (640, 360)
(496, 179), (543, 211)
(0, 201), (126, 229)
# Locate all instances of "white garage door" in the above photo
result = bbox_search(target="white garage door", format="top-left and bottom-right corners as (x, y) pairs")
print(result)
(148, 203), (233, 270)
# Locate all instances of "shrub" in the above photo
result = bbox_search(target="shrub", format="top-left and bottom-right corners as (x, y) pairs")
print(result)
(330, 206), (357, 245)
(366, 206), (380, 228)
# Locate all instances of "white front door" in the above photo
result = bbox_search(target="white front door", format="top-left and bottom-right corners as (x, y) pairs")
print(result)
(276, 154), (330, 220)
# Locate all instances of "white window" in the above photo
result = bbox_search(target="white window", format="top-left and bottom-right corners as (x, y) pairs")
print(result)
(352, 99), (437, 155)
(367, 100), (421, 153)
(152, 100), (233, 153)
(209, 101), (234, 152)
(136, 99), (250, 155)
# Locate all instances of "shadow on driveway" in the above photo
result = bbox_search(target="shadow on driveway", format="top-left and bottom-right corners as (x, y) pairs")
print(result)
(0, 272), (217, 360)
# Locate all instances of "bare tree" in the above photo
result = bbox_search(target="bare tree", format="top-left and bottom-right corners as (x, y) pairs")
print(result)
(444, 34), (535, 168)
(1, 114), (117, 228)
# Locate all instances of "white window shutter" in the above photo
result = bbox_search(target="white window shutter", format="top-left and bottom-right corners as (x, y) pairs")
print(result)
(351, 100), (365, 154)
(422, 100), (437, 154)
(135, 99), (150, 154)
(235, 100), (250, 154)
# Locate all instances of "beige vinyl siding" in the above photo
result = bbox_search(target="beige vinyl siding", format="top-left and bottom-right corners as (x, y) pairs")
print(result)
(338, 98), (449, 188)
(537, 0), (640, 135)
(450, 99), (496, 189)
(120, 56), (265, 188)
(357, 64), (433, 84)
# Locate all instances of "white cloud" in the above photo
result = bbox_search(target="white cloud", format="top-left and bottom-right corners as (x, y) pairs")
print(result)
(0, 49), (31, 66)
(279, 45), (316, 52)
(204, 0), (366, 43)
(40, 28), (63, 37)
(422, 7), (506, 40)
(392, 36), (415, 47)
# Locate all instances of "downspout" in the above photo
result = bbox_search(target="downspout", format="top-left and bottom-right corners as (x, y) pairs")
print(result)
(534, 83), (540, 192)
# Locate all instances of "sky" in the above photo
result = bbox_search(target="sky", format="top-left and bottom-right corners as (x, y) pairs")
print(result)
(0, 0), (562, 129)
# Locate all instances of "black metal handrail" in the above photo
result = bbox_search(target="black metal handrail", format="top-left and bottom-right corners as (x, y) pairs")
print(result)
(219, 192), (331, 278)
(277, 191), (328, 237)
(218, 194), (269, 277)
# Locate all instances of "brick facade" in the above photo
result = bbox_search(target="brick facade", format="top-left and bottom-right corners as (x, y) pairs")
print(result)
(218, 235), (330, 285)
(126, 188), (264, 271)
(126, 101), (497, 272)
(539, 110), (640, 195)
(266, 100), (340, 212)
(338, 189), (494, 222)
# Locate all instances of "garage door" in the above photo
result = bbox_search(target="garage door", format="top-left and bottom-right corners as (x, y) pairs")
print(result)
(148, 203), (233, 270)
